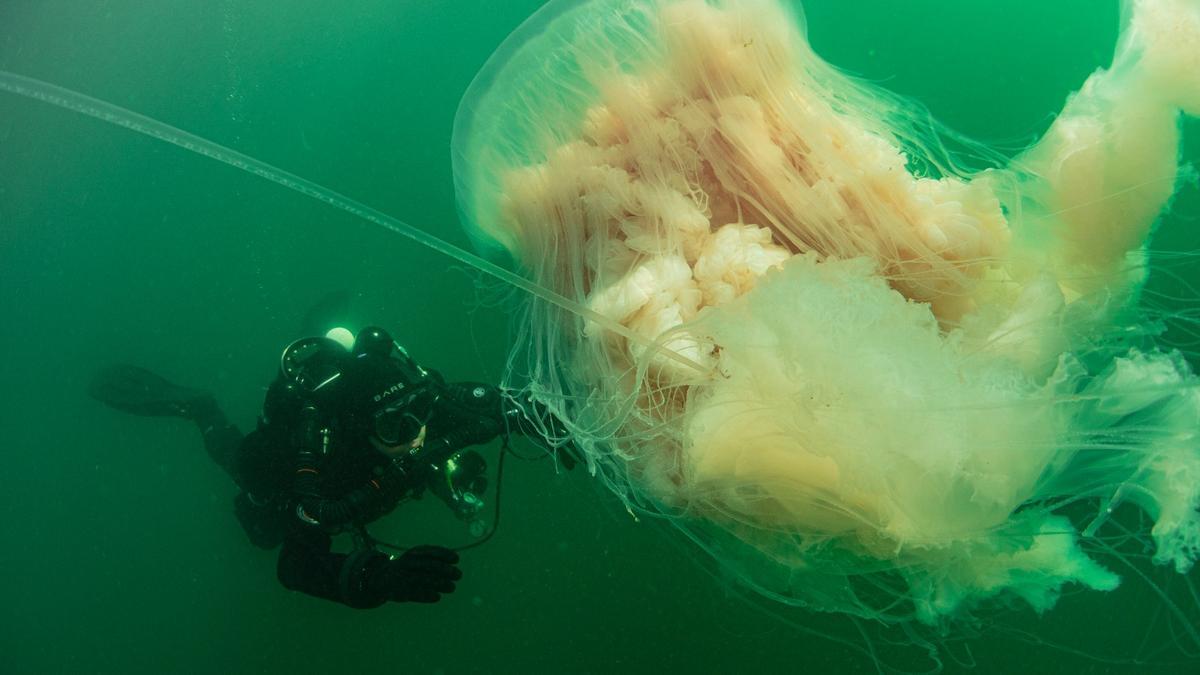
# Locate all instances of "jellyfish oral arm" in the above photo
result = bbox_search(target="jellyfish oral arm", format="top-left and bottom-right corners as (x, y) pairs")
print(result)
(1014, 0), (1200, 296)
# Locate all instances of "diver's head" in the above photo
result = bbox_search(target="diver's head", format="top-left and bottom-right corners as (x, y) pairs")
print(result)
(350, 357), (438, 454)
(339, 329), (438, 453)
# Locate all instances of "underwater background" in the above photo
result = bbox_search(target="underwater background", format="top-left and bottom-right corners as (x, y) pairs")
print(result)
(1, 1), (1197, 673)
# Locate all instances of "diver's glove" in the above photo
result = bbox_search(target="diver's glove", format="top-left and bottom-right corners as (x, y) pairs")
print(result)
(362, 545), (462, 604)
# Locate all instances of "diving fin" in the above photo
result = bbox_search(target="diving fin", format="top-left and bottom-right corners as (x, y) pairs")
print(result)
(88, 364), (214, 419)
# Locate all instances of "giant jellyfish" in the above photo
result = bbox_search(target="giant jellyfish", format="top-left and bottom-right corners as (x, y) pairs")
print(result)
(452, 0), (1200, 632)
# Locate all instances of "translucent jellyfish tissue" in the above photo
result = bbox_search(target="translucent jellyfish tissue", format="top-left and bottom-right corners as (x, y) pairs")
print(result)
(453, 0), (1200, 627)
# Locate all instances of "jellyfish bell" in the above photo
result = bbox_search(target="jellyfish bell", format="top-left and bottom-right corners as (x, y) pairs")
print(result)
(452, 0), (1200, 639)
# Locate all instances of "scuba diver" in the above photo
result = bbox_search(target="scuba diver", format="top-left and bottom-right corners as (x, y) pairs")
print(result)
(89, 325), (576, 609)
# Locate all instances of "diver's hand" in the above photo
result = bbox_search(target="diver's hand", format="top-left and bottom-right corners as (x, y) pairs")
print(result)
(366, 545), (462, 603)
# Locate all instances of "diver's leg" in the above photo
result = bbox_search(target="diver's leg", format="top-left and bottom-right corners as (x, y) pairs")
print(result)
(205, 422), (245, 479)
(89, 364), (244, 477)
(189, 396), (245, 480)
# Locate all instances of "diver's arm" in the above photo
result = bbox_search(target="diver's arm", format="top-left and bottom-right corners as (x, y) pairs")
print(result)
(421, 415), (505, 458)
(276, 528), (460, 608)
(277, 527), (369, 606)
(434, 381), (581, 469)
(413, 381), (508, 457)
(437, 381), (504, 414)
(289, 461), (416, 531)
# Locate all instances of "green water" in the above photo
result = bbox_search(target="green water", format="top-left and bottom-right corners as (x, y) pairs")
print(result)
(1, 1), (1197, 673)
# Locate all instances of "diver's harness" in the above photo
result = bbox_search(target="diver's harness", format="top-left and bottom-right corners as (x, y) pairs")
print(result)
(277, 334), (512, 553)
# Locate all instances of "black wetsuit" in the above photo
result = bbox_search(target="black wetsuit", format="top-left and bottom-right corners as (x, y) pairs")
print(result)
(197, 379), (507, 608)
